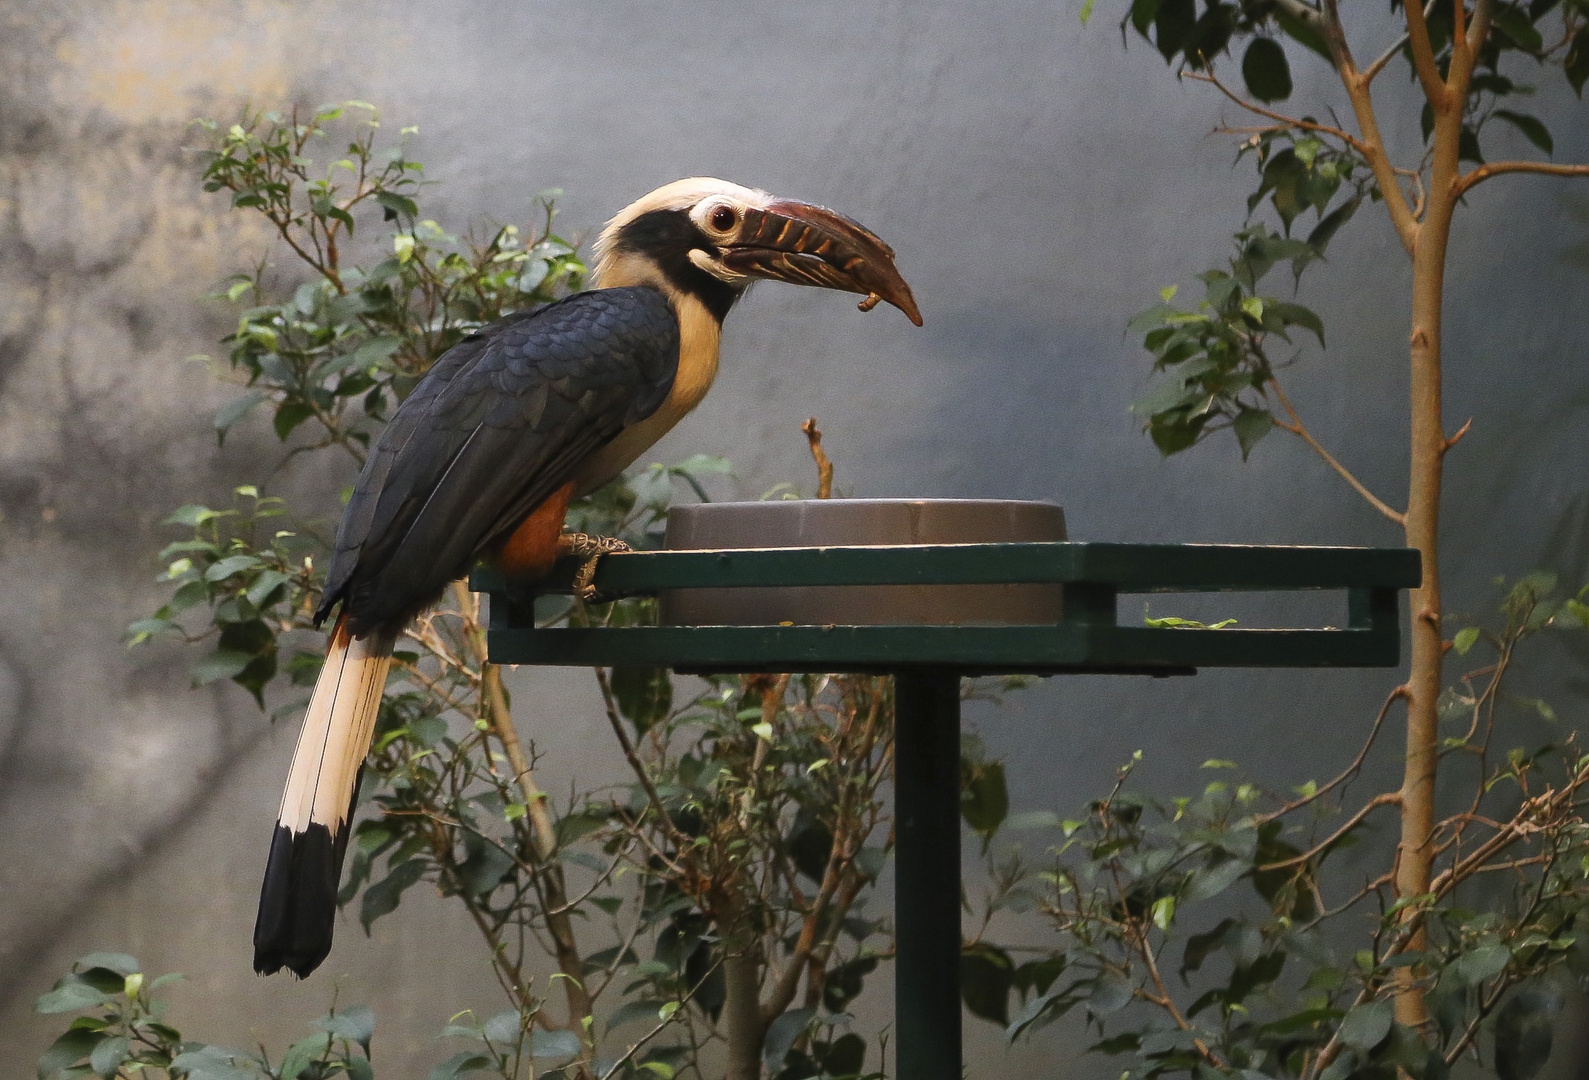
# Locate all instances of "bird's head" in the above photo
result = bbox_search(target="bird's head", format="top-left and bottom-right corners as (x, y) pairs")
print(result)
(594, 178), (922, 327)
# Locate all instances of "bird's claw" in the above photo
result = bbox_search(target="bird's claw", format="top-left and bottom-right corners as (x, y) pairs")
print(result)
(561, 532), (632, 601)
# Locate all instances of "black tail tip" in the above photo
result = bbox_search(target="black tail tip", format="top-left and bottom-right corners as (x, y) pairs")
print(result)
(253, 823), (344, 978)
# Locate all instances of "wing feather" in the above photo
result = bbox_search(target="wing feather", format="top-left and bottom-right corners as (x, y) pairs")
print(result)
(319, 286), (678, 634)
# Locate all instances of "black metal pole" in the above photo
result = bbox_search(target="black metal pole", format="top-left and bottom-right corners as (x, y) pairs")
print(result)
(892, 668), (962, 1080)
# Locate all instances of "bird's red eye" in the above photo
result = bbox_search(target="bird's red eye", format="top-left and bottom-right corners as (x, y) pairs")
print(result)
(710, 205), (737, 232)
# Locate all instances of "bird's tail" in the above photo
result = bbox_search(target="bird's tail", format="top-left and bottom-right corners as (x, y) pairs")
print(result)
(253, 614), (395, 977)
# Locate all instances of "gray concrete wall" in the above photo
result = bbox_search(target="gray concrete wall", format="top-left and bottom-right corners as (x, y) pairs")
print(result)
(1, 0), (1586, 1074)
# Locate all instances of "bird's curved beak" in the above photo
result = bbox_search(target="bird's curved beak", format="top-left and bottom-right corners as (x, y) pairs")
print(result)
(720, 199), (923, 326)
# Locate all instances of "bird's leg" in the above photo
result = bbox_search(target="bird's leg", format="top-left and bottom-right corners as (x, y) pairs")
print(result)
(559, 532), (632, 600)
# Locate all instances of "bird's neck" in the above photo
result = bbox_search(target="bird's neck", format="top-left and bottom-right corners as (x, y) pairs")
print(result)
(596, 251), (724, 412)
(569, 255), (725, 494)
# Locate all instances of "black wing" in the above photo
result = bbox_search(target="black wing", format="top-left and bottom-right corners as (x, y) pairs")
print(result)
(319, 286), (678, 635)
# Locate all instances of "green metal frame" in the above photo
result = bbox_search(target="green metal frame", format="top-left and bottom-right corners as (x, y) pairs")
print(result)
(473, 541), (1420, 674)
(472, 540), (1419, 1080)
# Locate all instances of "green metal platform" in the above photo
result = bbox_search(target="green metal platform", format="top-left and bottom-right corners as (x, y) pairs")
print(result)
(472, 540), (1420, 1080)
(474, 541), (1419, 673)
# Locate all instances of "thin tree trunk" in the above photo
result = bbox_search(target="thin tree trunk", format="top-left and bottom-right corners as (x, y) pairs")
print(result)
(482, 661), (596, 1043)
(1392, 62), (1463, 1032)
(721, 895), (766, 1080)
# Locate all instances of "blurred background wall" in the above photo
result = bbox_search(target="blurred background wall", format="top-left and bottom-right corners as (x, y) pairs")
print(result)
(1, 0), (1586, 1073)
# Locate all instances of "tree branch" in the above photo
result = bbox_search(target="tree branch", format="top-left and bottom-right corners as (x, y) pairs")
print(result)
(1260, 684), (1406, 823)
(1317, 0), (1357, 70)
(1259, 792), (1402, 871)
(593, 667), (690, 850)
(1401, 0), (1451, 106)
(1466, 0), (1493, 55)
(1268, 379), (1407, 526)
(1182, 71), (1371, 157)
(1453, 160), (1589, 200)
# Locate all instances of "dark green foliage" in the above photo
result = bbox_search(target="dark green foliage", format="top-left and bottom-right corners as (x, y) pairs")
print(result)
(35, 955), (373, 1080)
(128, 488), (316, 707)
(1113, 0), (1584, 462)
(971, 578), (1589, 1078)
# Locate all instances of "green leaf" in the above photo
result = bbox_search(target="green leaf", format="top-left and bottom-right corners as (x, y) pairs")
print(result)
(1267, 300), (1325, 345)
(88, 1036), (128, 1080)
(607, 999), (670, 1034)
(1273, 2), (1332, 59)
(74, 967), (128, 994)
(823, 954), (879, 1012)
(170, 1046), (262, 1080)
(763, 1008), (815, 1072)
(190, 649), (254, 687)
(205, 555), (261, 581)
(1460, 126), (1485, 164)
(1242, 38), (1292, 102)
(1154, 0), (1195, 60)
(1233, 408), (1273, 460)
(214, 392), (267, 444)
(37, 1028), (104, 1080)
(1338, 998), (1393, 1051)
(1183, 918), (1235, 976)
(1184, 855), (1249, 901)
(1566, 26), (1589, 97)
(429, 1051), (494, 1080)
(1088, 971), (1134, 1016)
(1495, 985), (1563, 1080)
(960, 758), (1009, 845)
(1305, 195), (1361, 262)
(1453, 626), (1481, 655)
(279, 1031), (330, 1080)
(273, 399), (315, 442)
(1450, 941), (1510, 985)
(318, 1004), (375, 1054)
(374, 191), (419, 223)
(530, 1029), (581, 1059)
(1130, 0), (1161, 37)
(35, 982), (108, 1015)
(960, 943), (1015, 1025)
(360, 857), (427, 932)
(1492, 110), (1553, 155)
(246, 570), (292, 608)
(456, 830), (514, 897)
(164, 504), (216, 527)
(611, 666), (672, 735)
(482, 1012), (521, 1043)
(1491, 4), (1544, 52)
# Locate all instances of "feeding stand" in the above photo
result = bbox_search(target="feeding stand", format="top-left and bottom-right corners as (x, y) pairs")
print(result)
(472, 499), (1420, 1080)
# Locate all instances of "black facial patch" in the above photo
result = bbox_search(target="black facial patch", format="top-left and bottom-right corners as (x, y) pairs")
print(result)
(611, 209), (742, 323)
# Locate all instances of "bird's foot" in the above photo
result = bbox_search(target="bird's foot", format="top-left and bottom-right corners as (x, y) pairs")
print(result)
(559, 532), (632, 600)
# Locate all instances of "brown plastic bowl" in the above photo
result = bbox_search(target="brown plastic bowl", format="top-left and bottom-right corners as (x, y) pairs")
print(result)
(659, 499), (1066, 626)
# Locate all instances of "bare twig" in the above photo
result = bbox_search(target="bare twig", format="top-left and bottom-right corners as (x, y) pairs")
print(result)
(594, 666), (691, 849)
(599, 958), (726, 1080)
(801, 417), (835, 499)
(1262, 684), (1407, 823)
(1181, 71), (1371, 157)
(1268, 379), (1407, 525)
(1259, 792), (1402, 871)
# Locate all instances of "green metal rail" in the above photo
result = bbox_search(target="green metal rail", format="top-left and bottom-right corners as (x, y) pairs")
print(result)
(473, 541), (1421, 674)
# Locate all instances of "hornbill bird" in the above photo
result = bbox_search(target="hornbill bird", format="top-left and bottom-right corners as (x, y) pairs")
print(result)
(253, 177), (921, 977)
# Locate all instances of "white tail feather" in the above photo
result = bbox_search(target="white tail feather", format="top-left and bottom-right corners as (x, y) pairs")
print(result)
(278, 621), (395, 835)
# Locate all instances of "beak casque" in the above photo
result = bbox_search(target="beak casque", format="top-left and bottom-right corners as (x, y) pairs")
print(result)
(719, 199), (923, 326)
